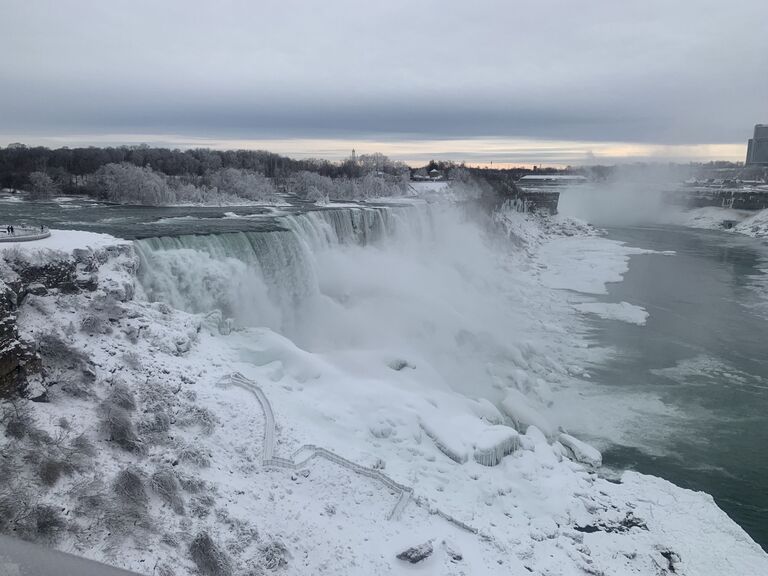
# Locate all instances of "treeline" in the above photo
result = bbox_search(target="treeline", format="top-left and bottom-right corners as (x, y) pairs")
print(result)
(0, 144), (411, 205)
(0, 144), (294, 190)
(88, 164), (279, 205)
(290, 170), (409, 202)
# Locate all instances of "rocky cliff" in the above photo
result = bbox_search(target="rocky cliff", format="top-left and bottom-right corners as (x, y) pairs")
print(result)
(0, 244), (135, 397)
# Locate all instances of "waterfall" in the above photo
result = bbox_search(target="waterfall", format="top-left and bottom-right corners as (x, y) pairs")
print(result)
(135, 204), (435, 338)
(134, 199), (575, 405)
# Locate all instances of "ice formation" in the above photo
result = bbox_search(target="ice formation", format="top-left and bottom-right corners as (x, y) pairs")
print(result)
(473, 425), (520, 466)
(559, 433), (602, 467)
(500, 388), (556, 438)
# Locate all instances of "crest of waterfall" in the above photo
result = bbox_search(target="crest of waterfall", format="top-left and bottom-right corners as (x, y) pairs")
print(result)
(135, 204), (436, 338)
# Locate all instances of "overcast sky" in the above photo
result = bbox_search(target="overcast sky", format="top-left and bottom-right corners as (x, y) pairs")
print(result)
(1, 0), (766, 165)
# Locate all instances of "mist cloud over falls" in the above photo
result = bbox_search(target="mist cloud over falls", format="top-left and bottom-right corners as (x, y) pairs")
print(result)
(135, 203), (585, 406)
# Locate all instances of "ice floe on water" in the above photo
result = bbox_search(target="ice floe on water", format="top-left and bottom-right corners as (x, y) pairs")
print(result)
(537, 235), (656, 295)
(573, 300), (650, 325)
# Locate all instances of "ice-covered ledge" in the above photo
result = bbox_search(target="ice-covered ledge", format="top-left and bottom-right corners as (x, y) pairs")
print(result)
(0, 229), (130, 255)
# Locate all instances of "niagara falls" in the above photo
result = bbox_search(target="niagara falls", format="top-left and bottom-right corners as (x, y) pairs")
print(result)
(1, 1), (768, 575)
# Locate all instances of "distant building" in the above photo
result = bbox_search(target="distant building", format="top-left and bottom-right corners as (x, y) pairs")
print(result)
(428, 168), (443, 180)
(518, 174), (587, 185)
(746, 124), (768, 166)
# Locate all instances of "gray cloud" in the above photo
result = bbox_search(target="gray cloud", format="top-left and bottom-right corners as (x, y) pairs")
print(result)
(1, 0), (766, 148)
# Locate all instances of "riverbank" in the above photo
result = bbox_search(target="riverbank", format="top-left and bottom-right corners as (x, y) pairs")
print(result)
(567, 225), (768, 551)
(670, 205), (768, 238)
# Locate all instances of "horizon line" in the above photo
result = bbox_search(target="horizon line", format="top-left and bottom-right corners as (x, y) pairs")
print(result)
(0, 133), (748, 170)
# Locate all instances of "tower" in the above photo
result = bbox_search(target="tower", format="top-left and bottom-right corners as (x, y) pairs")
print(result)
(745, 125), (768, 166)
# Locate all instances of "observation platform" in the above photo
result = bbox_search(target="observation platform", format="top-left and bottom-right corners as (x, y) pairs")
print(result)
(0, 227), (51, 242)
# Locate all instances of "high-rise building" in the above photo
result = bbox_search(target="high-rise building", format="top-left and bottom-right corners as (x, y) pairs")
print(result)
(745, 124), (768, 165)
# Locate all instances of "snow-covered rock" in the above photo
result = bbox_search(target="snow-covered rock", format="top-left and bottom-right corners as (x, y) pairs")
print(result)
(500, 388), (556, 438)
(420, 415), (469, 464)
(559, 433), (602, 467)
(473, 425), (519, 466)
(735, 207), (768, 238)
(396, 540), (434, 563)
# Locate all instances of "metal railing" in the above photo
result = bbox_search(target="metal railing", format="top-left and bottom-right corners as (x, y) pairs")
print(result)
(0, 227), (51, 243)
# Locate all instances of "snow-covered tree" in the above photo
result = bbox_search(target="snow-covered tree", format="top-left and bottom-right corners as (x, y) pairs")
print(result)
(28, 171), (60, 200)
(206, 168), (277, 202)
(90, 163), (174, 205)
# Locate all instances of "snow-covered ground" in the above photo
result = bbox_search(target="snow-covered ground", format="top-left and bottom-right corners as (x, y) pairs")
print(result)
(735, 208), (768, 238)
(0, 229), (128, 255)
(667, 205), (768, 238)
(2, 207), (767, 575)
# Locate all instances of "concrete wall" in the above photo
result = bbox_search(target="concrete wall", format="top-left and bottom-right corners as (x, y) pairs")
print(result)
(676, 189), (768, 210)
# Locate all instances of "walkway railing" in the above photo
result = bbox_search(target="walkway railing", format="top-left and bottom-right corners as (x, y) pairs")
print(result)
(0, 227), (51, 243)
(219, 372), (484, 533)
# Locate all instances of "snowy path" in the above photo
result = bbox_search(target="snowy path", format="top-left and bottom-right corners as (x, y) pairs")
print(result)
(219, 372), (480, 532)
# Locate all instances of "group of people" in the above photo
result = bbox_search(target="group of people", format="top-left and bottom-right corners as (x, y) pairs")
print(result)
(3, 224), (47, 236)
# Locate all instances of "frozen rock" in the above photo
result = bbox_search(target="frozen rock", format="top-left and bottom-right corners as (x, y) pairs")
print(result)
(500, 388), (556, 438)
(420, 417), (468, 463)
(473, 425), (519, 466)
(469, 397), (504, 424)
(175, 336), (192, 354)
(396, 540), (433, 564)
(24, 282), (47, 296)
(387, 358), (414, 371)
(442, 539), (462, 562)
(520, 425), (548, 451)
(559, 433), (602, 467)
(219, 317), (233, 335)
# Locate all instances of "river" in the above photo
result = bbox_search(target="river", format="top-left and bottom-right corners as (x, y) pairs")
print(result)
(587, 225), (768, 551)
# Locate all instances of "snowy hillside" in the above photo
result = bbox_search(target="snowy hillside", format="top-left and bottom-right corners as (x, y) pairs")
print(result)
(669, 205), (768, 238)
(735, 208), (768, 238)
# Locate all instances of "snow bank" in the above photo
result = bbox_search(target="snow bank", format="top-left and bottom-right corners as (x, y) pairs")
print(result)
(420, 415), (469, 464)
(500, 388), (556, 438)
(735, 207), (768, 238)
(0, 229), (128, 257)
(666, 206), (750, 230)
(473, 425), (519, 466)
(669, 206), (768, 238)
(559, 433), (602, 467)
